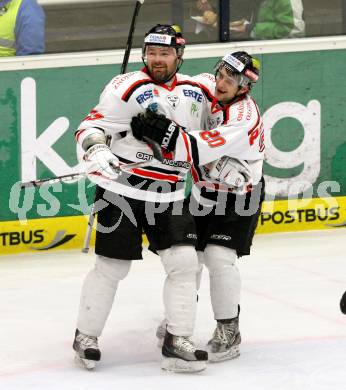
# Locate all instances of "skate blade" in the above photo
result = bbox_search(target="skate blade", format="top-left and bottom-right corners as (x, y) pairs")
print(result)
(74, 354), (97, 370)
(161, 357), (207, 373)
(208, 345), (240, 363)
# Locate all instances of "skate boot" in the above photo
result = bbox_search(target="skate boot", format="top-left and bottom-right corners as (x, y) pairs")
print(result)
(73, 329), (101, 370)
(207, 317), (241, 362)
(162, 330), (208, 373)
(157, 296), (199, 347)
(156, 319), (167, 347)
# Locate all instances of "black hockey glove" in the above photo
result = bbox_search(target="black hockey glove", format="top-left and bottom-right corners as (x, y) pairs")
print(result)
(131, 109), (180, 153)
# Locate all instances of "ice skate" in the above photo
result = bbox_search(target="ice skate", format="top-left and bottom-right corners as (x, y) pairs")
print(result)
(207, 317), (241, 362)
(73, 329), (101, 370)
(156, 294), (199, 346)
(161, 330), (208, 373)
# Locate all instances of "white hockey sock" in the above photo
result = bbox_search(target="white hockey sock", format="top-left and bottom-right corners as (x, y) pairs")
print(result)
(204, 245), (240, 320)
(158, 245), (199, 337)
(77, 255), (131, 336)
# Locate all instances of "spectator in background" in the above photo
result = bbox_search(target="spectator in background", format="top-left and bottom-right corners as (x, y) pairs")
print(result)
(194, 0), (305, 40)
(0, 0), (45, 56)
(194, 0), (256, 30)
(230, 0), (305, 40)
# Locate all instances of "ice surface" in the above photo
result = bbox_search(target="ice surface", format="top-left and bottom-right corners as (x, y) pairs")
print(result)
(1, 229), (345, 389)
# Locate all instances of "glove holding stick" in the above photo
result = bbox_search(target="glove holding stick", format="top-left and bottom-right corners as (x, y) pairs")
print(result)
(131, 109), (182, 153)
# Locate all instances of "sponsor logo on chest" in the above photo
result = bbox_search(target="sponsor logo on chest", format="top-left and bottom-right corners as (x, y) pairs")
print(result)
(183, 89), (203, 102)
(136, 89), (153, 104)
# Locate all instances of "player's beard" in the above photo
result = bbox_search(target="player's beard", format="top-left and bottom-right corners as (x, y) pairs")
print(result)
(151, 67), (170, 82)
(149, 64), (175, 83)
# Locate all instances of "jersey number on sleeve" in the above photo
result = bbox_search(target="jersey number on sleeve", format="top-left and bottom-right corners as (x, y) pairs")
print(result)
(248, 122), (265, 152)
(199, 130), (226, 147)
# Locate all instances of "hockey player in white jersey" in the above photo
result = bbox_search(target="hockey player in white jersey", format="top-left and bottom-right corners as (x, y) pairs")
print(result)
(73, 24), (208, 373)
(131, 51), (265, 362)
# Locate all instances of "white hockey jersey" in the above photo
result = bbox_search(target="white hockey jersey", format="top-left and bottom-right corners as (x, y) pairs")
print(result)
(76, 68), (209, 202)
(174, 73), (265, 197)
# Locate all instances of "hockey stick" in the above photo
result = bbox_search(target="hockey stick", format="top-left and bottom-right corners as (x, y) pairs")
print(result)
(21, 172), (90, 188)
(20, 160), (150, 189)
(82, 0), (146, 253)
(143, 136), (164, 162)
(122, 0), (163, 162)
(121, 0), (145, 74)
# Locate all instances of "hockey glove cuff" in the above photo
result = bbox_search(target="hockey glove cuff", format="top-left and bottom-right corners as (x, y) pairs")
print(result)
(83, 144), (120, 179)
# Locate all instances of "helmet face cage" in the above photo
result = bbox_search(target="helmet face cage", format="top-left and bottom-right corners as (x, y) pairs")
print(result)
(214, 51), (260, 89)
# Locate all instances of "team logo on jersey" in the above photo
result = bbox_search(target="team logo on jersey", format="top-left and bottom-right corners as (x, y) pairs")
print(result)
(147, 102), (159, 112)
(207, 116), (222, 129)
(166, 95), (180, 109)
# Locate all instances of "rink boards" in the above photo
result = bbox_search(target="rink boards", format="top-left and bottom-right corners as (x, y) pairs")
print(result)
(1, 37), (346, 255)
(0, 196), (345, 255)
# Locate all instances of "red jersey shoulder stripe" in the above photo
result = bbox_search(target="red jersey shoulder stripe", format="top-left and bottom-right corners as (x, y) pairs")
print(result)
(121, 79), (153, 102)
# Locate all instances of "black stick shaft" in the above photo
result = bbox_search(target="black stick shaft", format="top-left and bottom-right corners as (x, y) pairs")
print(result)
(121, 1), (144, 74)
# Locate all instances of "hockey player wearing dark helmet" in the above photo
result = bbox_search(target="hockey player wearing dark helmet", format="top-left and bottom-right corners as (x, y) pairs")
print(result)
(213, 51), (260, 104)
(142, 24), (186, 83)
(73, 21), (209, 373)
(130, 50), (265, 363)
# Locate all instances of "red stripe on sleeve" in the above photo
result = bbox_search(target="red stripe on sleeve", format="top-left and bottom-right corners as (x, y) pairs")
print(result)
(180, 131), (192, 163)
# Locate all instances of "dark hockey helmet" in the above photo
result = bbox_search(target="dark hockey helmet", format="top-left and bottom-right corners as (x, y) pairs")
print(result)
(214, 51), (260, 89)
(142, 24), (186, 59)
(142, 24), (186, 81)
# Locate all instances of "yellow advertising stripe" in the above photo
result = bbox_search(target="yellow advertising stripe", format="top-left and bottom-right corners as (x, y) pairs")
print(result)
(257, 196), (346, 234)
(0, 196), (345, 255)
(0, 215), (94, 255)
